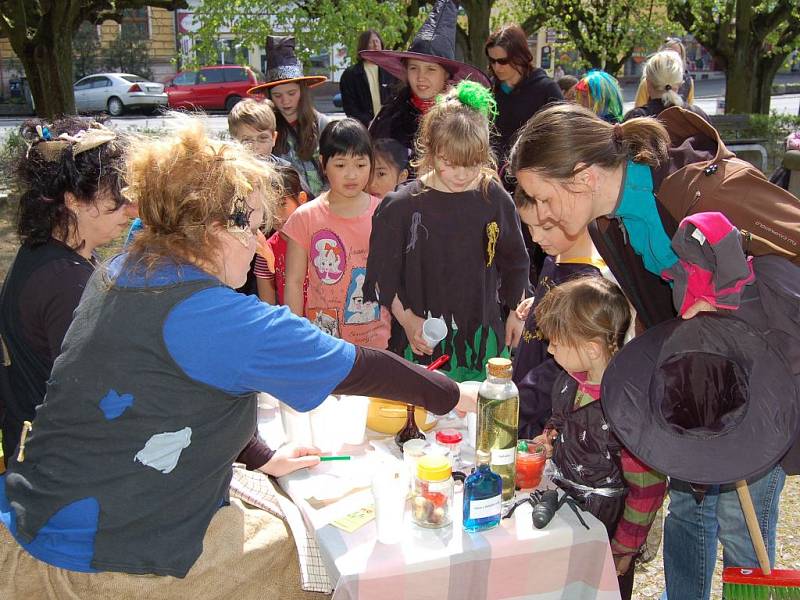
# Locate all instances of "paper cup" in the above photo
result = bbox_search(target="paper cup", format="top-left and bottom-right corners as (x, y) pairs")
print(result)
(422, 317), (448, 348)
(339, 395), (369, 445)
(280, 403), (313, 446)
(372, 463), (409, 544)
(310, 396), (344, 453)
(466, 413), (477, 448)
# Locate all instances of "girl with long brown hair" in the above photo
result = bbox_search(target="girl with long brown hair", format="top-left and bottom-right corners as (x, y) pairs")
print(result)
(249, 36), (330, 196)
(365, 81), (529, 382)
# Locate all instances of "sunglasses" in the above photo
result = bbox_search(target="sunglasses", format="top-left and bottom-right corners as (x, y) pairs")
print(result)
(487, 56), (511, 66)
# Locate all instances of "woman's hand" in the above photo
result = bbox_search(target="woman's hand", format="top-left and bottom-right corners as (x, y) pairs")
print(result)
(258, 443), (321, 478)
(614, 554), (634, 577)
(681, 299), (717, 319)
(515, 297), (535, 321)
(505, 312), (525, 349)
(454, 381), (479, 417)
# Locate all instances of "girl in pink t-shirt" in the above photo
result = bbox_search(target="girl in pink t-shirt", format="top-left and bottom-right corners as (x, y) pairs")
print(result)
(283, 118), (390, 349)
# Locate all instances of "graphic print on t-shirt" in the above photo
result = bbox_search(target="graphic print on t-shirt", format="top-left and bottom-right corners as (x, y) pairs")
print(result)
(309, 308), (340, 338)
(344, 268), (380, 324)
(311, 229), (346, 284)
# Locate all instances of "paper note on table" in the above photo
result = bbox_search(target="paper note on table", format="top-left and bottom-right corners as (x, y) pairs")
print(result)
(331, 504), (375, 533)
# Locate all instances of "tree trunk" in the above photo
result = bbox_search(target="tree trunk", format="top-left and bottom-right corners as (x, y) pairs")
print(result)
(14, 30), (76, 118)
(724, 49), (760, 114)
(461, 0), (492, 73)
(755, 51), (790, 114)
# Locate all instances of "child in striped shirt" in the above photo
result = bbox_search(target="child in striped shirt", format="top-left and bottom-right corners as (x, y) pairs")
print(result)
(533, 276), (666, 600)
(254, 165), (309, 306)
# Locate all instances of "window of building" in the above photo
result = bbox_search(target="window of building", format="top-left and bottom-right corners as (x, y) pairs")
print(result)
(121, 8), (150, 38)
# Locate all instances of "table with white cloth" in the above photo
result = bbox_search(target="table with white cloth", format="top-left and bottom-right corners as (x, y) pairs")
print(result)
(258, 398), (621, 600)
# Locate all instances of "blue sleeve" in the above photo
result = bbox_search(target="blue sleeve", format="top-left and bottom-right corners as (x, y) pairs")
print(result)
(163, 287), (356, 411)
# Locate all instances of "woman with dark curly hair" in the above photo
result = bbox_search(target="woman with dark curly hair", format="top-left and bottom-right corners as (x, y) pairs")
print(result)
(0, 117), (132, 463)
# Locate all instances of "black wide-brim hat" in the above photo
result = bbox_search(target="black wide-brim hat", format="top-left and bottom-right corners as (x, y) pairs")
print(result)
(248, 36), (327, 95)
(602, 313), (799, 485)
(359, 0), (490, 88)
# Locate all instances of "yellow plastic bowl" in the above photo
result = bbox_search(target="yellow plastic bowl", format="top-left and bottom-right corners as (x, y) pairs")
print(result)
(367, 398), (438, 434)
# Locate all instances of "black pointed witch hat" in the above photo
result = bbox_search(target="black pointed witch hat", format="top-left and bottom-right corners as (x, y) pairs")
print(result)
(359, 0), (489, 87)
(248, 36), (327, 95)
(602, 313), (799, 485)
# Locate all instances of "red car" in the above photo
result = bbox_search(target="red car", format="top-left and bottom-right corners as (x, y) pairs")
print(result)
(164, 65), (262, 112)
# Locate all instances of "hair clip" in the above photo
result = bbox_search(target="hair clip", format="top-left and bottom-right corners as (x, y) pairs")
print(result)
(228, 196), (253, 231)
(446, 80), (498, 119)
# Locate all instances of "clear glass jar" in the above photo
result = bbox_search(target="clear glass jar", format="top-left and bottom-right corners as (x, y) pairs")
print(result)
(411, 454), (454, 528)
(435, 428), (463, 467)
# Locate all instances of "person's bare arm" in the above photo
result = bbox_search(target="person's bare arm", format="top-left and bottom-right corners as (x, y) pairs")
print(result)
(284, 238), (308, 317)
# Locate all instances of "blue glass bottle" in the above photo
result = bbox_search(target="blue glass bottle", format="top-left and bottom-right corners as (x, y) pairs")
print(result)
(463, 450), (502, 532)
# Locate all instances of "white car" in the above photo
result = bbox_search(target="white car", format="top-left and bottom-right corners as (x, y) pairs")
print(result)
(73, 73), (168, 116)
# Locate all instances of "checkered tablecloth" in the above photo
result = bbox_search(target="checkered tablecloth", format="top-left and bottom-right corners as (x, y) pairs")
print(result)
(277, 434), (621, 600)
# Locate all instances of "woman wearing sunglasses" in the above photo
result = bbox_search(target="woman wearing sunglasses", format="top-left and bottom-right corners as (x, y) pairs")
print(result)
(485, 24), (563, 165)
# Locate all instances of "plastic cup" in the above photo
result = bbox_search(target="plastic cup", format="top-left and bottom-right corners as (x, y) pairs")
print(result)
(371, 464), (409, 544)
(280, 403), (313, 446)
(516, 441), (547, 490)
(309, 396), (344, 453)
(466, 413), (477, 448)
(403, 439), (428, 480)
(422, 317), (448, 348)
(338, 395), (369, 445)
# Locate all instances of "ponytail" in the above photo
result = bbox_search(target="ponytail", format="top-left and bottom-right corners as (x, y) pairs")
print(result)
(645, 50), (685, 109)
(509, 103), (669, 180)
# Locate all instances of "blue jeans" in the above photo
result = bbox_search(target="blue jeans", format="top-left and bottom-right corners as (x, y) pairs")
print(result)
(661, 464), (786, 600)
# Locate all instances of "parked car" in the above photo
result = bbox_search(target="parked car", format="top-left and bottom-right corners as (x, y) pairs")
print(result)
(164, 65), (262, 112)
(73, 73), (167, 116)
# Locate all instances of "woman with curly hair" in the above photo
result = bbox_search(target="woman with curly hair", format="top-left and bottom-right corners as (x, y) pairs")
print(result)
(0, 117), (131, 462)
(0, 114), (474, 599)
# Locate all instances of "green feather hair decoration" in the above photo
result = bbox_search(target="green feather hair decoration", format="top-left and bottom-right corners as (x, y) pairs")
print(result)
(449, 80), (497, 120)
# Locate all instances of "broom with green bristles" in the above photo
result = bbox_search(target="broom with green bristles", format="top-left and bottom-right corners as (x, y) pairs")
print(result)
(721, 481), (800, 599)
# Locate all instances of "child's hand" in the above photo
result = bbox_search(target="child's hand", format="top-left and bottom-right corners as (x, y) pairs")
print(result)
(614, 554), (634, 577)
(515, 297), (535, 321)
(505, 312), (524, 348)
(402, 313), (433, 356)
(255, 230), (275, 272)
(532, 429), (557, 458)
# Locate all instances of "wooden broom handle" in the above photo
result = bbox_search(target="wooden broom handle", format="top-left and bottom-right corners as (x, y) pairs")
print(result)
(735, 480), (771, 575)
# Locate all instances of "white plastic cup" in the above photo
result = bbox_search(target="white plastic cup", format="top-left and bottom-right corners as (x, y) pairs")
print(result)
(310, 396), (344, 453)
(422, 316), (448, 348)
(339, 395), (369, 445)
(402, 438), (428, 481)
(371, 464), (409, 544)
(466, 412), (477, 448)
(280, 403), (313, 446)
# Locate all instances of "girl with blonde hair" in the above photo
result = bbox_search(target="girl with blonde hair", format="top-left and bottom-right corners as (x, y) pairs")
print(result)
(365, 81), (530, 381)
(624, 50), (709, 121)
(0, 115), (475, 599)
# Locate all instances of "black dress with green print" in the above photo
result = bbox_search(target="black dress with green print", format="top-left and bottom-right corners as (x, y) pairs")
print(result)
(364, 179), (530, 382)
